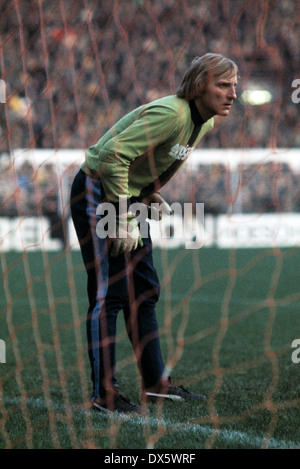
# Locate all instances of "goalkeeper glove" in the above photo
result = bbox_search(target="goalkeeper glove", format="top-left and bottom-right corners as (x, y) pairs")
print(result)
(142, 192), (174, 220)
(110, 212), (143, 257)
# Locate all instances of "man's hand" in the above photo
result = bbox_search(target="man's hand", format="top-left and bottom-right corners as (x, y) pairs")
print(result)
(110, 213), (143, 257)
(141, 193), (174, 220)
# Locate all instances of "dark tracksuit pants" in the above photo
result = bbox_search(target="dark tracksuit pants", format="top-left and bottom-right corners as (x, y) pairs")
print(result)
(70, 169), (164, 399)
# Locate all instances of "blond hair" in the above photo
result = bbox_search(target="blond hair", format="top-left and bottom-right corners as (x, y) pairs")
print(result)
(176, 53), (238, 100)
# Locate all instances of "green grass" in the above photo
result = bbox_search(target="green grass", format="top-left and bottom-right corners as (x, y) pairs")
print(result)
(0, 247), (300, 449)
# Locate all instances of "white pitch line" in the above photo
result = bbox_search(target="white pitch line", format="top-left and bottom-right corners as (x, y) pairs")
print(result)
(170, 423), (298, 449)
(2, 396), (298, 449)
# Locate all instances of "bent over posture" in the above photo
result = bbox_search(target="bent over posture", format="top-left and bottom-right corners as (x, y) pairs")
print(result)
(70, 53), (238, 413)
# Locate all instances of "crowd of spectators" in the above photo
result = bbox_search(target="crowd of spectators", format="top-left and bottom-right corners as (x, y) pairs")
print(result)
(0, 0), (299, 153)
(161, 161), (300, 214)
(1, 156), (300, 221)
(0, 157), (77, 246)
(0, 0), (299, 244)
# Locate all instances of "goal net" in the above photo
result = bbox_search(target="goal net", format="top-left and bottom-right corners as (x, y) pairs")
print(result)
(0, 0), (299, 450)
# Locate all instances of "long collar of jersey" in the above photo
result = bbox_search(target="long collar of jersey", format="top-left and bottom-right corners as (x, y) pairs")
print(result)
(189, 99), (205, 127)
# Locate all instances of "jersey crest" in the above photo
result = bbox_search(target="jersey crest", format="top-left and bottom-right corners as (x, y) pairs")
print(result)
(168, 143), (194, 160)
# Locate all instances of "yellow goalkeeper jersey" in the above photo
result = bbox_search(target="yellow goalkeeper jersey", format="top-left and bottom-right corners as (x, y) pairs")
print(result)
(82, 95), (214, 202)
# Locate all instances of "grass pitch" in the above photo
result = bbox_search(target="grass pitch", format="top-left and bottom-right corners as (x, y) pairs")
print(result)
(0, 247), (300, 449)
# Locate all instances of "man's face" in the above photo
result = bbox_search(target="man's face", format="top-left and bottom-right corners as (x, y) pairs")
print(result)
(195, 72), (237, 121)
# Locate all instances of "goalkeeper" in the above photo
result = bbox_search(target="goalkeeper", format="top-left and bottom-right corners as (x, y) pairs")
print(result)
(70, 53), (238, 414)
